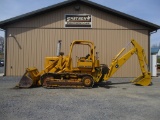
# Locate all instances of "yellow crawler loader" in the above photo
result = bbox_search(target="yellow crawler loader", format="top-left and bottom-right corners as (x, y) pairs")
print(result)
(18, 39), (151, 88)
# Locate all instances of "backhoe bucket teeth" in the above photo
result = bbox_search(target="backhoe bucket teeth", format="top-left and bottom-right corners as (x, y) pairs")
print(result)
(18, 68), (40, 88)
(131, 73), (151, 86)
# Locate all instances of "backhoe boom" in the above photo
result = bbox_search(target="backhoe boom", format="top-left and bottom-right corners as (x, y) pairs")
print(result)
(103, 39), (151, 86)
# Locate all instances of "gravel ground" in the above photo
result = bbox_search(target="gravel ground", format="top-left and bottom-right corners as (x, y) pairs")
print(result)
(0, 77), (160, 120)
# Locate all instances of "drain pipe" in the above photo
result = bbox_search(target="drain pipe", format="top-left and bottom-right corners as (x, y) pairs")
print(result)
(56, 40), (62, 56)
(150, 30), (157, 35)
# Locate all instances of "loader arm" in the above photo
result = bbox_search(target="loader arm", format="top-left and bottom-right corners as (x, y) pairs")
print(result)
(103, 39), (151, 86)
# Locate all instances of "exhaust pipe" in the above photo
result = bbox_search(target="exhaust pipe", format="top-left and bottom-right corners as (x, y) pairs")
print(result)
(57, 40), (62, 56)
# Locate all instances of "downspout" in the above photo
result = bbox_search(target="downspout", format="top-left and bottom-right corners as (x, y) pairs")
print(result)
(150, 30), (157, 35)
(56, 40), (62, 56)
(4, 29), (7, 76)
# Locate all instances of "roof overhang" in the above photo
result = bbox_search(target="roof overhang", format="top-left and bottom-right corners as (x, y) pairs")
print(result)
(0, 0), (160, 31)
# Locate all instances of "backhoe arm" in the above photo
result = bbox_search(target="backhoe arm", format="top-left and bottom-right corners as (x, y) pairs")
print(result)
(103, 39), (151, 86)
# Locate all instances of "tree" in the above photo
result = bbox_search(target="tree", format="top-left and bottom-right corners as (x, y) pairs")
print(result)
(0, 36), (4, 53)
(151, 43), (160, 48)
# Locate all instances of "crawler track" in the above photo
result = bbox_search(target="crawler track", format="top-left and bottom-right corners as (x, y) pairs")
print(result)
(41, 73), (94, 88)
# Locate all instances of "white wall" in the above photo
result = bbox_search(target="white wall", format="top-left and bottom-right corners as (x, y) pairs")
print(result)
(157, 50), (160, 57)
(151, 54), (157, 76)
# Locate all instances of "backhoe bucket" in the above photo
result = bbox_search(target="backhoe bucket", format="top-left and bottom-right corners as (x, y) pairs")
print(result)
(18, 67), (40, 88)
(131, 72), (151, 86)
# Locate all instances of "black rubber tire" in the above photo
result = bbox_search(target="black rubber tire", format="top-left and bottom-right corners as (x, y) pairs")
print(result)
(82, 76), (94, 87)
(100, 64), (109, 74)
(97, 64), (109, 83)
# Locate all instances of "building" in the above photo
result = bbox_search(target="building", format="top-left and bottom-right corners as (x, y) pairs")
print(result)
(151, 48), (160, 76)
(0, 0), (159, 76)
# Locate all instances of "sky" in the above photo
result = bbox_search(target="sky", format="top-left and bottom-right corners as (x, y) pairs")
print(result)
(0, 0), (159, 46)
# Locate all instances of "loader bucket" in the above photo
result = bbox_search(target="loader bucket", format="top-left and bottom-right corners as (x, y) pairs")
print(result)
(131, 73), (151, 86)
(18, 67), (40, 88)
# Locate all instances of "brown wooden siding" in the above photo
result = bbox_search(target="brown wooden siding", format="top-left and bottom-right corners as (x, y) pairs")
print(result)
(6, 3), (149, 77)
